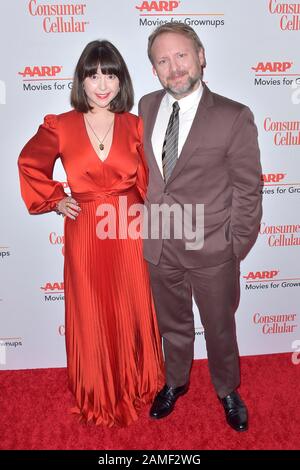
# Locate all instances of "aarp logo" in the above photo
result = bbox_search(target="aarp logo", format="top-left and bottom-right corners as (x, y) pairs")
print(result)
(261, 173), (286, 183)
(251, 61), (293, 74)
(40, 282), (64, 292)
(18, 66), (63, 78)
(136, 1), (180, 12)
(243, 270), (279, 281)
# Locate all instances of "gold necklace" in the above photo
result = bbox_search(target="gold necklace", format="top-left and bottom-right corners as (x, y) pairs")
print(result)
(85, 115), (114, 151)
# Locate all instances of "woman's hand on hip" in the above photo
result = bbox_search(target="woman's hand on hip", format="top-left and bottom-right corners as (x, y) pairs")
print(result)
(56, 196), (81, 220)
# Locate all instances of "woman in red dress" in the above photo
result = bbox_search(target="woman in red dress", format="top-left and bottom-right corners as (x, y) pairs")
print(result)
(18, 40), (164, 427)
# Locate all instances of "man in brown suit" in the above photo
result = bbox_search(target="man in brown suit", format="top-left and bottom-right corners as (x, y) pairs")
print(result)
(138, 23), (262, 432)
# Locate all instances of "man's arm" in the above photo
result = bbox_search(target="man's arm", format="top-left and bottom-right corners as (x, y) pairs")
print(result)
(227, 106), (262, 259)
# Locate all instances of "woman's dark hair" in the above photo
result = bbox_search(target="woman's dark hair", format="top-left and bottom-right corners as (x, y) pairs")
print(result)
(71, 40), (134, 113)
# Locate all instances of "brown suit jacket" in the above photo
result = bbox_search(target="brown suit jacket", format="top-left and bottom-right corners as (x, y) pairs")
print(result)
(138, 84), (262, 267)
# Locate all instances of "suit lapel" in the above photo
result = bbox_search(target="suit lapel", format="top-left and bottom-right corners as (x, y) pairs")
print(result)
(166, 84), (214, 186)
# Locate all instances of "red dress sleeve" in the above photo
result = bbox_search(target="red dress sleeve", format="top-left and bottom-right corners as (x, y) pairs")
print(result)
(18, 114), (68, 214)
(135, 117), (148, 201)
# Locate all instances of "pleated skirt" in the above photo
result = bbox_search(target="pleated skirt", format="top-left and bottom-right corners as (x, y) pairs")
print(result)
(63, 189), (164, 427)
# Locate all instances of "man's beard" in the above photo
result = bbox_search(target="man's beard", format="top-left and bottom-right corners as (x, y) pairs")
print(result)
(164, 71), (202, 99)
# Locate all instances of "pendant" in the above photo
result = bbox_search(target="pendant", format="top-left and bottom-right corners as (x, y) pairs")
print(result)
(99, 143), (104, 151)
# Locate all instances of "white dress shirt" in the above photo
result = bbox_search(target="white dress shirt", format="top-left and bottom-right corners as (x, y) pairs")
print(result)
(151, 82), (203, 175)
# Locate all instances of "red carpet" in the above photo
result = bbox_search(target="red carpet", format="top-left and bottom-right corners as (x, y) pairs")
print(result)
(0, 353), (299, 450)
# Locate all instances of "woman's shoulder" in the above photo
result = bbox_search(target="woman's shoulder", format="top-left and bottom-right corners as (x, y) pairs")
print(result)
(118, 112), (143, 140)
(119, 111), (140, 124)
(119, 112), (143, 131)
(43, 109), (79, 128)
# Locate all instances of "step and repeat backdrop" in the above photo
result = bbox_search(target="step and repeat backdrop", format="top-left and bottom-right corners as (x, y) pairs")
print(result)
(0, 0), (299, 369)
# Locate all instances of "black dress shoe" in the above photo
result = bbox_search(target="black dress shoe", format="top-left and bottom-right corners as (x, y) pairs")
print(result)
(150, 383), (188, 419)
(219, 391), (248, 432)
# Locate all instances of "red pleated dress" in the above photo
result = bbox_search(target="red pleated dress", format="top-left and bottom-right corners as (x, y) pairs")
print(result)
(18, 110), (164, 427)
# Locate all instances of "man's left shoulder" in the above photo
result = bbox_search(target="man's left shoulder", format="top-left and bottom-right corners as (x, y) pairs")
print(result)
(211, 91), (251, 115)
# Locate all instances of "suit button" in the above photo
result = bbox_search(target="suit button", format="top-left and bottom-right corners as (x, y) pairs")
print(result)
(164, 189), (169, 195)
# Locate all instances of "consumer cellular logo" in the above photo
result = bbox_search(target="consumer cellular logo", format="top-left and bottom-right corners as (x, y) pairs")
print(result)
(27, 0), (89, 33)
(259, 222), (300, 247)
(268, 0), (300, 30)
(263, 117), (300, 145)
(253, 313), (297, 334)
(49, 232), (64, 255)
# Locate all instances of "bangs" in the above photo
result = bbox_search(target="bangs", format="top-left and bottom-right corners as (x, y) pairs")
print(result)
(83, 47), (120, 78)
